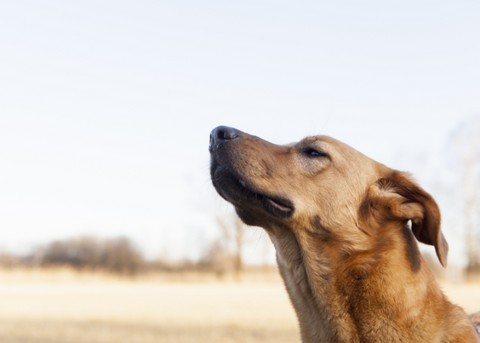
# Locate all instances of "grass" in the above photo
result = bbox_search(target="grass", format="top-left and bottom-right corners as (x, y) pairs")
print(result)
(0, 268), (478, 342)
(0, 320), (300, 343)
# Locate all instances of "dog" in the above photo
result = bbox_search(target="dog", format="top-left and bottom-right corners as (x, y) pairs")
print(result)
(209, 126), (480, 343)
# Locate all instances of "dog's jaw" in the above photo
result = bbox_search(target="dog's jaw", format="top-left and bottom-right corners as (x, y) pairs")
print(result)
(210, 148), (295, 222)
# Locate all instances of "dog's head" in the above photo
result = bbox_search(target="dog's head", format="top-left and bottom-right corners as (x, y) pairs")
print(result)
(209, 126), (448, 267)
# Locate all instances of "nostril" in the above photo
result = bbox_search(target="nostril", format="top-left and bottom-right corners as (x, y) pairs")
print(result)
(215, 127), (238, 141)
(210, 126), (240, 151)
(217, 130), (227, 140)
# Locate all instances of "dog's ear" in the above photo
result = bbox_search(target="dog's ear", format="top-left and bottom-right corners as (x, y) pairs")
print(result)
(361, 171), (448, 267)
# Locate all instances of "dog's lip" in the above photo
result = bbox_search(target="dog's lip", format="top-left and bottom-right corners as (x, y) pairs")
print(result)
(212, 163), (294, 217)
(238, 177), (294, 215)
(265, 197), (293, 213)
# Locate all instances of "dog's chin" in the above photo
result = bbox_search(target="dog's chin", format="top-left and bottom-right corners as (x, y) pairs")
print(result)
(211, 164), (294, 220)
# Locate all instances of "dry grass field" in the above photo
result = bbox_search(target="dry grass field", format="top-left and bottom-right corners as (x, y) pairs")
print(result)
(0, 268), (479, 343)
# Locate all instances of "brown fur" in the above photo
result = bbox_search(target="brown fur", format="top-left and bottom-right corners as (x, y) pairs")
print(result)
(209, 127), (480, 343)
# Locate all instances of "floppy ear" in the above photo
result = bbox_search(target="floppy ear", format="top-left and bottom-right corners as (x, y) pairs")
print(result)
(361, 171), (448, 267)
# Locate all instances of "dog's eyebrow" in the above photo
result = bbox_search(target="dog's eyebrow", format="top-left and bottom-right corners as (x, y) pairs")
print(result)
(304, 136), (319, 142)
(297, 137), (329, 152)
(298, 136), (320, 146)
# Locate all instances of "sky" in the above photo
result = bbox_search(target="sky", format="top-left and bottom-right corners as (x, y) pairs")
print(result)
(1, 1), (479, 264)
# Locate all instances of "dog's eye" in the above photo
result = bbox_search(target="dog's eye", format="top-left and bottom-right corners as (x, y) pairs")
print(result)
(303, 148), (328, 158)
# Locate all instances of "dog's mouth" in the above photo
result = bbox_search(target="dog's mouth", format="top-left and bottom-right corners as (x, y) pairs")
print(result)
(212, 164), (294, 219)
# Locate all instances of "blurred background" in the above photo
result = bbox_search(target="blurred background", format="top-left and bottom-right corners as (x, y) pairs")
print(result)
(1, 1), (479, 342)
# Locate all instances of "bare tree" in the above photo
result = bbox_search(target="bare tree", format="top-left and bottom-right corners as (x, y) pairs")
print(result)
(450, 116), (480, 275)
(216, 212), (246, 280)
(38, 236), (144, 276)
(199, 239), (229, 277)
(0, 252), (19, 269)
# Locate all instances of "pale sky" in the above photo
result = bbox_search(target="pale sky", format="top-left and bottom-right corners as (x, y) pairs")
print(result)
(1, 1), (479, 264)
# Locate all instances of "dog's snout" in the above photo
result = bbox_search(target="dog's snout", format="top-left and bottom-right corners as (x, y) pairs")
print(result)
(209, 126), (240, 151)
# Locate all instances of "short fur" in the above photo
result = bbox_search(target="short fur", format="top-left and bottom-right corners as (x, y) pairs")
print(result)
(209, 126), (480, 343)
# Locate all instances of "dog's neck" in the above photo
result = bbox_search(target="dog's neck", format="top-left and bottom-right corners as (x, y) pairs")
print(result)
(268, 223), (449, 343)
(270, 225), (348, 342)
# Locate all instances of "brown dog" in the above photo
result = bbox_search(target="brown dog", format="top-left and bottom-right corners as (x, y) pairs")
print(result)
(209, 126), (480, 343)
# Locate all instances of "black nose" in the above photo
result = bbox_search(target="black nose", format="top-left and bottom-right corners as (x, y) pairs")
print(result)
(209, 126), (240, 151)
